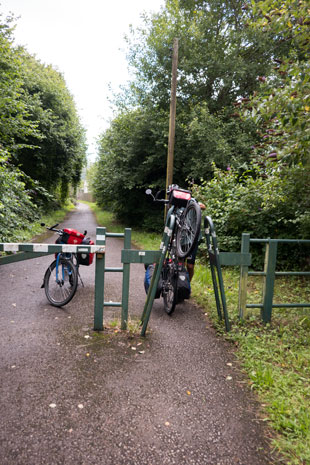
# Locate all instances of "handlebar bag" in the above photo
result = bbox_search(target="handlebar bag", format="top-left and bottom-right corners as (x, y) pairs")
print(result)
(61, 228), (85, 245)
(77, 237), (95, 266)
(54, 229), (86, 259)
(169, 188), (191, 208)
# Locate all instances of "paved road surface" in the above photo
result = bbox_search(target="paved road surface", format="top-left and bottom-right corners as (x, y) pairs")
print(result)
(0, 203), (279, 465)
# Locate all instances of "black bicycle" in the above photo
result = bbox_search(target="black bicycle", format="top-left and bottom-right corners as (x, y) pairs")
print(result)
(41, 224), (93, 307)
(146, 185), (201, 314)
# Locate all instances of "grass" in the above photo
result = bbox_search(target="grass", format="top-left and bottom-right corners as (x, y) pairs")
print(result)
(192, 264), (310, 465)
(81, 201), (161, 250)
(85, 202), (310, 464)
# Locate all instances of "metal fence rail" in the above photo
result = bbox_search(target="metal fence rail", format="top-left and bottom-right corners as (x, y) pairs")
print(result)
(239, 235), (310, 322)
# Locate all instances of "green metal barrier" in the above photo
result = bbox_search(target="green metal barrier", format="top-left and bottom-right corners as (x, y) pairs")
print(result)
(94, 227), (164, 333)
(94, 227), (133, 331)
(239, 235), (310, 322)
(0, 227), (163, 335)
(204, 216), (252, 331)
(140, 212), (175, 336)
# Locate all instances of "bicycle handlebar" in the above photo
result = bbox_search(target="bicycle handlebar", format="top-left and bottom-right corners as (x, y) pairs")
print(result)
(41, 223), (88, 236)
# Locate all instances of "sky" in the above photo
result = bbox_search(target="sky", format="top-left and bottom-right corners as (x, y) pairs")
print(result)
(0, 0), (164, 161)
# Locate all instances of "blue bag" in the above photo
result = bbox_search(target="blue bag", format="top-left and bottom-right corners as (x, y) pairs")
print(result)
(144, 264), (162, 298)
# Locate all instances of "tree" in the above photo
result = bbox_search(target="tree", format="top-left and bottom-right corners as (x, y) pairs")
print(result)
(95, 0), (281, 227)
(0, 12), (86, 203)
(125, 0), (274, 111)
(242, 0), (310, 165)
(0, 14), (40, 151)
(13, 50), (87, 198)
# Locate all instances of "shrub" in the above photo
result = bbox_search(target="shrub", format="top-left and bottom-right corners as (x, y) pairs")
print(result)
(192, 164), (310, 269)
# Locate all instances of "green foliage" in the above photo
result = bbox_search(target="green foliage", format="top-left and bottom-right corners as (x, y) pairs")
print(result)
(0, 13), (86, 205)
(0, 149), (39, 241)
(125, 0), (274, 110)
(0, 12), (87, 240)
(191, 164), (310, 268)
(0, 15), (40, 148)
(13, 50), (87, 196)
(94, 0), (279, 226)
(84, 201), (162, 250)
(93, 107), (168, 230)
(241, 0), (310, 165)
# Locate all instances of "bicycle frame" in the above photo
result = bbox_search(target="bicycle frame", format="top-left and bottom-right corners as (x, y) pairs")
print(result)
(55, 253), (74, 285)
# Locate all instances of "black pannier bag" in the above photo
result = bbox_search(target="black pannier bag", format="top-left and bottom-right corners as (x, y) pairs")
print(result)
(176, 265), (191, 303)
(144, 264), (162, 298)
(77, 237), (95, 266)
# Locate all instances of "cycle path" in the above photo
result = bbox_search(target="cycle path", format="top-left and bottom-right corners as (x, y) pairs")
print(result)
(0, 203), (279, 465)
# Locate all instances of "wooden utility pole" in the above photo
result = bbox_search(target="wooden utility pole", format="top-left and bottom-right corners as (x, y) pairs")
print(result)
(165, 38), (179, 197)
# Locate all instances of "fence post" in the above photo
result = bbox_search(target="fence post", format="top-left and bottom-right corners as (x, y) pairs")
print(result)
(262, 239), (277, 323)
(238, 233), (250, 319)
(121, 228), (131, 330)
(94, 227), (106, 331)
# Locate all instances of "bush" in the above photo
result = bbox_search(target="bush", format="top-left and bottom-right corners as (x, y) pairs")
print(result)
(0, 150), (40, 242)
(192, 164), (310, 269)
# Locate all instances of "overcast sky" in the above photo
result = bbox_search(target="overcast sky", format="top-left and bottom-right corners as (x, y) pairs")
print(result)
(0, 0), (164, 161)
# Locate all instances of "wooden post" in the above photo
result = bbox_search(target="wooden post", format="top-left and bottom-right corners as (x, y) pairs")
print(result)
(165, 38), (179, 216)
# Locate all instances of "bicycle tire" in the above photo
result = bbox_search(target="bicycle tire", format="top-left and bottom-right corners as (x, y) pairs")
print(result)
(162, 260), (178, 315)
(44, 257), (78, 307)
(176, 201), (201, 259)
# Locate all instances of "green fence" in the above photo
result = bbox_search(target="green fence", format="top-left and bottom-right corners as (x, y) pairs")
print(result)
(239, 234), (310, 322)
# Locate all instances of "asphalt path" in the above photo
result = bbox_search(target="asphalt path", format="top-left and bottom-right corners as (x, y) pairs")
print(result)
(0, 203), (280, 465)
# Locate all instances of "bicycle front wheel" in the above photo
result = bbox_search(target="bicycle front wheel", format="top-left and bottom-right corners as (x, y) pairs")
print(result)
(44, 258), (78, 307)
(176, 202), (201, 258)
(162, 262), (178, 315)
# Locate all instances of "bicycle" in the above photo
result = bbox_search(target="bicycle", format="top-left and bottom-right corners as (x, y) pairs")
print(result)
(146, 185), (202, 315)
(41, 224), (94, 307)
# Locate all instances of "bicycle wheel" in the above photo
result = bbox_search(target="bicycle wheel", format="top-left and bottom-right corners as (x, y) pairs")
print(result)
(44, 257), (78, 307)
(176, 201), (202, 258)
(162, 260), (178, 315)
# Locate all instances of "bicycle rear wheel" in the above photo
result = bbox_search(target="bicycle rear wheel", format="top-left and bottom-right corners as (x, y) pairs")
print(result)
(162, 260), (178, 315)
(176, 201), (201, 258)
(44, 257), (78, 307)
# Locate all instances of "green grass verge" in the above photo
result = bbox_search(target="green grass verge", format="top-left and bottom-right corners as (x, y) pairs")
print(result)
(85, 202), (310, 464)
(81, 201), (160, 250)
(192, 263), (310, 465)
